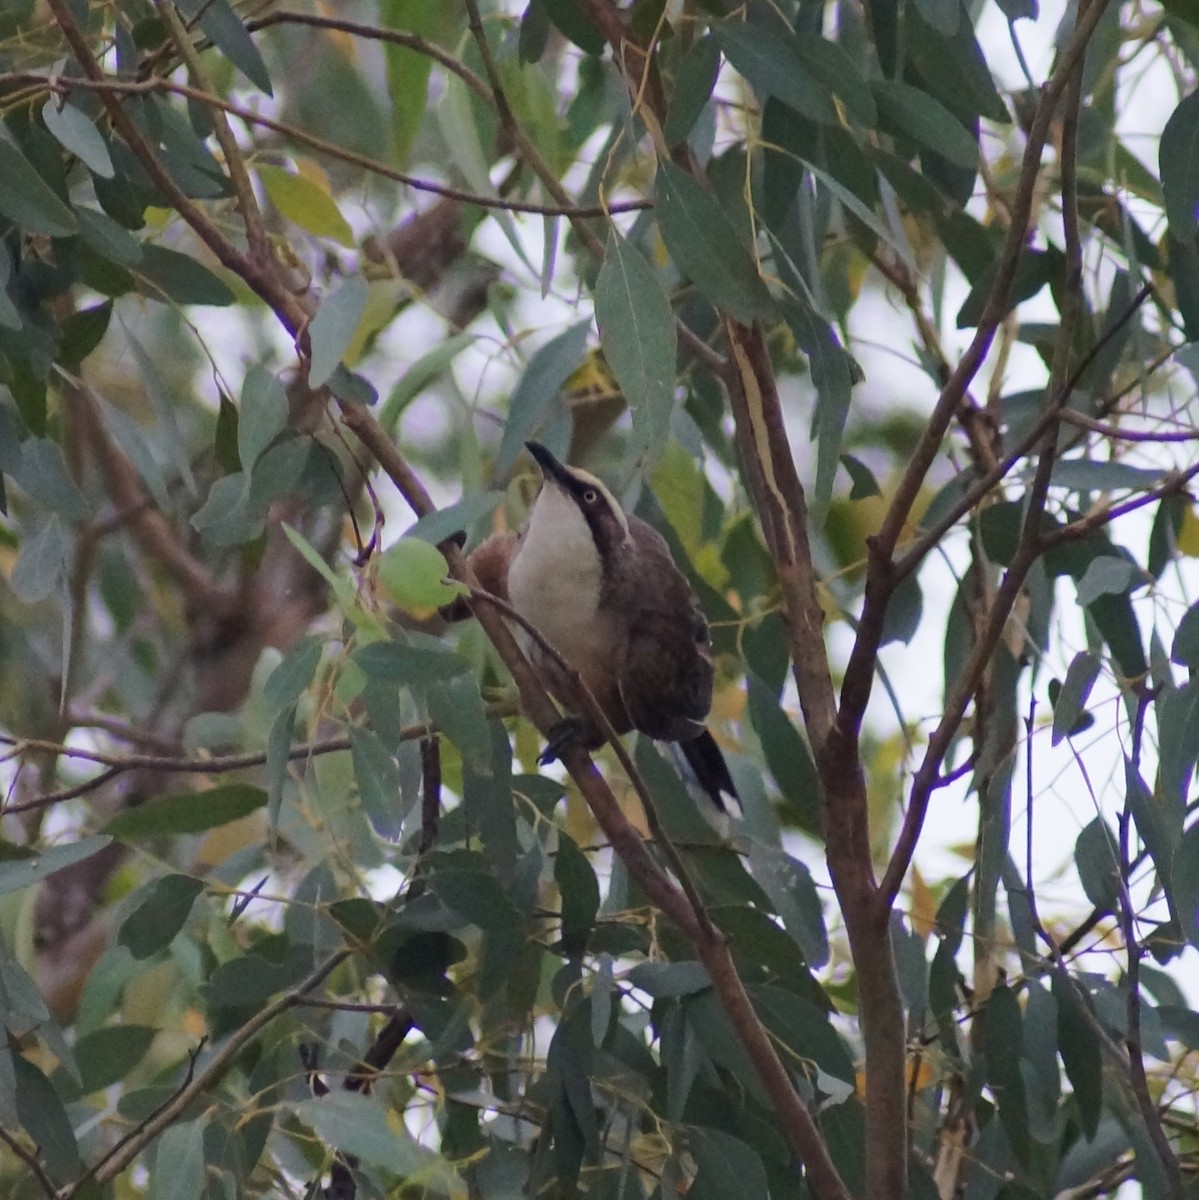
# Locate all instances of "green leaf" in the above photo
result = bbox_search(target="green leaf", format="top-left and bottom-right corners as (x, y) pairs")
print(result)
(308, 274), (368, 387)
(14, 1056), (82, 1180)
(379, 331), (476, 430)
(0, 836), (112, 897)
(495, 318), (592, 474)
(118, 874), (204, 959)
(688, 1127), (769, 1200)
(76, 205), (144, 266)
(1075, 818), (1120, 912)
(784, 299), (857, 524)
(11, 515), (68, 603)
(104, 784), (267, 839)
(655, 160), (771, 322)
(382, 0), (451, 163)
(1075, 555), (1137, 606)
(555, 832), (599, 954)
(189, 471), (261, 545)
(428, 674), (493, 773)
(354, 639), (471, 683)
(1171, 820), (1199, 950)
(203, 955), (286, 1005)
(912, 0), (959, 37)
(664, 35), (721, 145)
(73, 1025), (157, 1094)
(1158, 683), (1199, 812)
(746, 674), (819, 831)
(262, 636), (321, 712)
(628, 960), (711, 997)
(1050, 459), (1166, 492)
(176, 0), (272, 94)
(266, 703), (296, 828)
(1051, 651), (1102, 744)
(42, 98), (114, 178)
(351, 727), (403, 839)
(714, 22), (837, 123)
(10, 438), (91, 520)
(404, 491), (504, 547)
(60, 300), (113, 368)
(1054, 974), (1103, 1140)
(872, 80), (978, 169)
(150, 1116), (207, 1200)
(1171, 600), (1199, 668)
(746, 842), (829, 967)
(0, 136), (77, 235)
(137, 244), (234, 306)
(956, 246), (1058, 328)
(258, 164), (353, 246)
(378, 537), (465, 612)
(841, 453), (881, 499)
(790, 36), (878, 128)
(237, 364), (289, 469)
(1161, 90), (1199, 235)
(0, 251), (20, 330)
(983, 984), (1030, 1165)
(539, 0), (605, 54)
(596, 230), (677, 470)
(430, 870), (522, 934)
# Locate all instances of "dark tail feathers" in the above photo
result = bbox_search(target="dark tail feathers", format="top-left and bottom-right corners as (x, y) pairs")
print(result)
(680, 730), (740, 815)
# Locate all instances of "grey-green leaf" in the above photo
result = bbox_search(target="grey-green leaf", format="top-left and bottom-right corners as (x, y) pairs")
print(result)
(496, 318), (592, 474)
(118, 874), (205, 959)
(0, 836), (112, 898)
(1051, 651), (1101, 744)
(239, 364), (289, 469)
(714, 22), (836, 124)
(11, 515), (68, 603)
(1161, 90), (1199, 236)
(308, 275), (367, 388)
(0, 136), (77, 235)
(42, 98), (114, 178)
(176, 0), (273, 94)
(596, 231), (677, 471)
(872, 80), (978, 168)
(655, 161), (770, 323)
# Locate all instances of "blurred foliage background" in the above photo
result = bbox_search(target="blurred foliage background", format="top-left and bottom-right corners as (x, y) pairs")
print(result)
(3, 0), (1199, 1197)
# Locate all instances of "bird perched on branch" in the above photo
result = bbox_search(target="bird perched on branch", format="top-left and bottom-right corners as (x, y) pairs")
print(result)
(453, 441), (738, 812)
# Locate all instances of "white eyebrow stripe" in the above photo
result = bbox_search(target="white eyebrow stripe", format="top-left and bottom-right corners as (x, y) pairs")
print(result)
(565, 467), (630, 540)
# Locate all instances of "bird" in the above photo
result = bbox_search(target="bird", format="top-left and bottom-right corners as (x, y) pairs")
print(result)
(457, 441), (738, 812)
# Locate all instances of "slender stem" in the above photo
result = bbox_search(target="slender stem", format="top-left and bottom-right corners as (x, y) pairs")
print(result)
(0, 1127), (57, 1199)
(151, 0), (269, 264)
(1, 703), (520, 816)
(63, 952), (349, 1194)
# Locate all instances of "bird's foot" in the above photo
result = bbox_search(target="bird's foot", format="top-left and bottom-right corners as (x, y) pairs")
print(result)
(540, 718), (586, 766)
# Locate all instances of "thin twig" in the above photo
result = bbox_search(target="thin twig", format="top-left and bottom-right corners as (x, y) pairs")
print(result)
(0, 1127), (57, 1199)
(0, 702), (520, 816)
(152, 0), (269, 265)
(61, 953), (349, 1195)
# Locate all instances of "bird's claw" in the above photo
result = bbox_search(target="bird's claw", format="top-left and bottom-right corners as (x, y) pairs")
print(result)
(540, 718), (585, 765)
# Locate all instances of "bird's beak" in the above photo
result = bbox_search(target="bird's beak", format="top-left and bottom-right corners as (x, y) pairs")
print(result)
(525, 441), (574, 489)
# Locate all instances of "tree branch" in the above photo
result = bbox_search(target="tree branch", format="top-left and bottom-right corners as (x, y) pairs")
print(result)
(62, 951), (349, 1195)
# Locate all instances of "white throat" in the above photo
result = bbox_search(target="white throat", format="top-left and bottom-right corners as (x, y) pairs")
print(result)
(507, 486), (603, 655)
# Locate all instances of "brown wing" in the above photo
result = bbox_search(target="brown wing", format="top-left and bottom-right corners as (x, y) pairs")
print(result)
(615, 519), (715, 741)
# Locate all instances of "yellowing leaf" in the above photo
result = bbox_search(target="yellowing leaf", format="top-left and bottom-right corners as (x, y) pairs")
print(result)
(1178, 504), (1199, 556)
(259, 164), (354, 246)
(908, 864), (936, 940)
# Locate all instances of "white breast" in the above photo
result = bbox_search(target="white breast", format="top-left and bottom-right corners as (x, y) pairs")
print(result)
(507, 486), (602, 660)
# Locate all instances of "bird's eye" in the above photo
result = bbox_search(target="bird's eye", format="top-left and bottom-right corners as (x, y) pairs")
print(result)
(583, 488), (599, 504)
